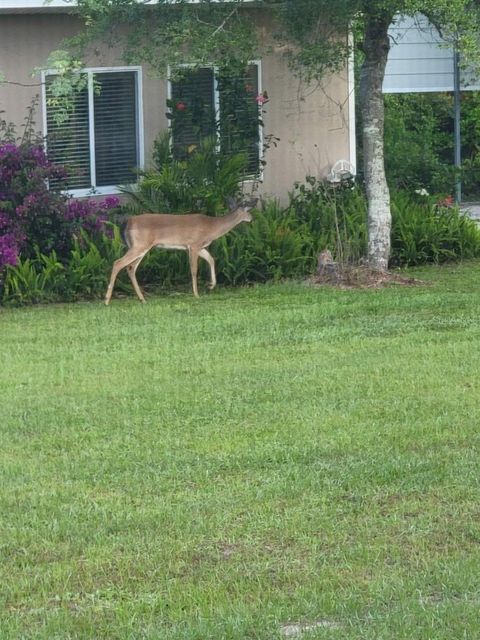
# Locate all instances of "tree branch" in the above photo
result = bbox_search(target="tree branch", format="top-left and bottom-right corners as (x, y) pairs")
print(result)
(195, 6), (239, 39)
(1, 79), (43, 88)
(211, 7), (238, 38)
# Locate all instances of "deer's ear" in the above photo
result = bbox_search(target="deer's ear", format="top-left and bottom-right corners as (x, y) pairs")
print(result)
(226, 197), (238, 210)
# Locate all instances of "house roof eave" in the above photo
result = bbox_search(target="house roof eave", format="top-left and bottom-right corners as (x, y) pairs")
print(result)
(0, 0), (262, 13)
(0, 1), (74, 13)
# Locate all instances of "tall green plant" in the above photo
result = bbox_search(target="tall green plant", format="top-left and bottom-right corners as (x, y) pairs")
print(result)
(2, 226), (126, 305)
(390, 192), (480, 266)
(2, 251), (64, 305)
(123, 135), (248, 215)
(214, 200), (314, 285)
(289, 177), (368, 264)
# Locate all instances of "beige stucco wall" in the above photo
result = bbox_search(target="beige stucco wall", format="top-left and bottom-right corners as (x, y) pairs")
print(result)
(0, 13), (353, 203)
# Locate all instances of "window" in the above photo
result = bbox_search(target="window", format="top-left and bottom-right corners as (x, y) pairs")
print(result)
(43, 68), (143, 195)
(169, 63), (262, 175)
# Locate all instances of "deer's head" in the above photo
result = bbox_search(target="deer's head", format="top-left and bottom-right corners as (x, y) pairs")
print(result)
(228, 197), (257, 223)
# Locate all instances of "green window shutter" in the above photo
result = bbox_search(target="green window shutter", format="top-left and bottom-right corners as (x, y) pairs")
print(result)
(94, 72), (138, 187)
(45, 75), (91, 190)
(170, 65), (261, 174)
(170, 67), (216, 159)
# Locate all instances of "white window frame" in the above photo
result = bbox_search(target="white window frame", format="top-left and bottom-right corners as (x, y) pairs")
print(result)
(167, 60), (264, 180)
(42, 66), (145, 197)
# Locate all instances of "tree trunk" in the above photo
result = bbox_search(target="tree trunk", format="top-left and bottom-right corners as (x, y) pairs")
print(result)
(359, 12), (393, 271)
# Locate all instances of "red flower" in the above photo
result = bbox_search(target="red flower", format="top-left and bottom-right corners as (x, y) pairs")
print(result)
(438, 195), (454, 207)
(176, 102), (187, 111)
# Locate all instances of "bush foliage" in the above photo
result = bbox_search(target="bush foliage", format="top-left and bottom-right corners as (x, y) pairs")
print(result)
(4, 175), (480, 306)
(124, 134), (248, 215)
(390, 191), (480, 266)
(2, 109), (480, 306)
(0, 110), (122, 301)
(383, 92), (480, 199)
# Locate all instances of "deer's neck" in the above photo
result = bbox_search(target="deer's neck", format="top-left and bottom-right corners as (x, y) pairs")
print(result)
(213, 211), (243, 239)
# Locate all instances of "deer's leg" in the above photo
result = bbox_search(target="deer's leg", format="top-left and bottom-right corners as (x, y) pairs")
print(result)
(127, 255), (147, 303)
(199, 248), (216, 290)
(105, 248), (147, 305)
(188, 247), (200, 298)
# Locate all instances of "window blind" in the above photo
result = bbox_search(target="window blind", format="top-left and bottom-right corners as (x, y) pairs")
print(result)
(94, 72), (138, 186)
(45, 75), (91, 190)
(45, 70), (139, 192)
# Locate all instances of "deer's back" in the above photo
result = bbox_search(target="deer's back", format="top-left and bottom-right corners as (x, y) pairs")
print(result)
(128, 213), (217, 247)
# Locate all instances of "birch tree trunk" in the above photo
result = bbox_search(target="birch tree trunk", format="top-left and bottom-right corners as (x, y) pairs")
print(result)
(360, 12), (393, 271)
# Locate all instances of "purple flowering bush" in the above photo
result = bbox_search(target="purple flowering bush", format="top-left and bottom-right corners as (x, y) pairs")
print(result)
(0, 139), (120, 271)
(0, 140), (70, 268)
(64, 196), (120, 238)
(0, 113), (123, 303)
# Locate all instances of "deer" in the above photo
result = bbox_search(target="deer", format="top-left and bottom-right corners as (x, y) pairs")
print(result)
(105, 201), (254, 304)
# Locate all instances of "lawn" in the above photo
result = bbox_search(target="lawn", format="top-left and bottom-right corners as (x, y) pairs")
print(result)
(1, 262), (480, 639)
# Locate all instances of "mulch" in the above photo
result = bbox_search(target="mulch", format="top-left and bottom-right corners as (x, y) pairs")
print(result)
(311, 263), (428, 289)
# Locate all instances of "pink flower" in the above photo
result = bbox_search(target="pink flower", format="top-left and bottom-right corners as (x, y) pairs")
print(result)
(255, 92), (269, 106)
(176, 102), (187, 111)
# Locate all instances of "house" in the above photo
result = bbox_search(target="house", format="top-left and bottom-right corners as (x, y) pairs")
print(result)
(0, 0), (356, 203)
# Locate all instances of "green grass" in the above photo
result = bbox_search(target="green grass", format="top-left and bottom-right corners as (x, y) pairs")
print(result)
(1, 262), (480, 639)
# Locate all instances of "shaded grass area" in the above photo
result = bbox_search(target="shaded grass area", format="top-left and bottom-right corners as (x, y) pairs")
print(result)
(1, 262), (480, 639)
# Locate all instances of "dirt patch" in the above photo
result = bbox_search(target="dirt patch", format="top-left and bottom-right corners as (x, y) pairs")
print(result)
(311, 264), (427, 289)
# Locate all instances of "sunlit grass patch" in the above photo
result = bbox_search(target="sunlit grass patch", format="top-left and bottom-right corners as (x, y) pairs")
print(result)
(1, 262), (480, 639)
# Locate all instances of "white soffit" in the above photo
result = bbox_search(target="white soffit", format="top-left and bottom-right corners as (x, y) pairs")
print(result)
(0, 0), (73, 12)
(384, 13), (480, 93)
(0, 0), (253, 10)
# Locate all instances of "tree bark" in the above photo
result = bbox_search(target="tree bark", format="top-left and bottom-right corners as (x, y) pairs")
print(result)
(359, 12), (393, 271)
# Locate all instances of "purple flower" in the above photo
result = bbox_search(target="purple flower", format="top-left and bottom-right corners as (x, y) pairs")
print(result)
(30, 146), (48, 167)
(0, 212), (10, 230)
(15, 204), (28, 218)
(63, 196), (116, 237)
(0, 143), (18, 157)
(102, 196), (120, 209)
(0, 233), (19, 267)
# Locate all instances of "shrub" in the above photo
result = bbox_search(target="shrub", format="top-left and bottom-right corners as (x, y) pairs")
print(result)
(284, 178), (480, 269)
(383, 92), (480, 200)
(390, 191), (480, 266)
(214, 200), (314, 285)
(2, 250), (65, 305)
(288, 176), (368, 263)
(383, 93), (455, 194)
(0, 135), (121, 266)
(0, 109), (121, 295)
(0, 139), (69, 266)
(2, 226), (126, 305)
(124, 134), (248, 215)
